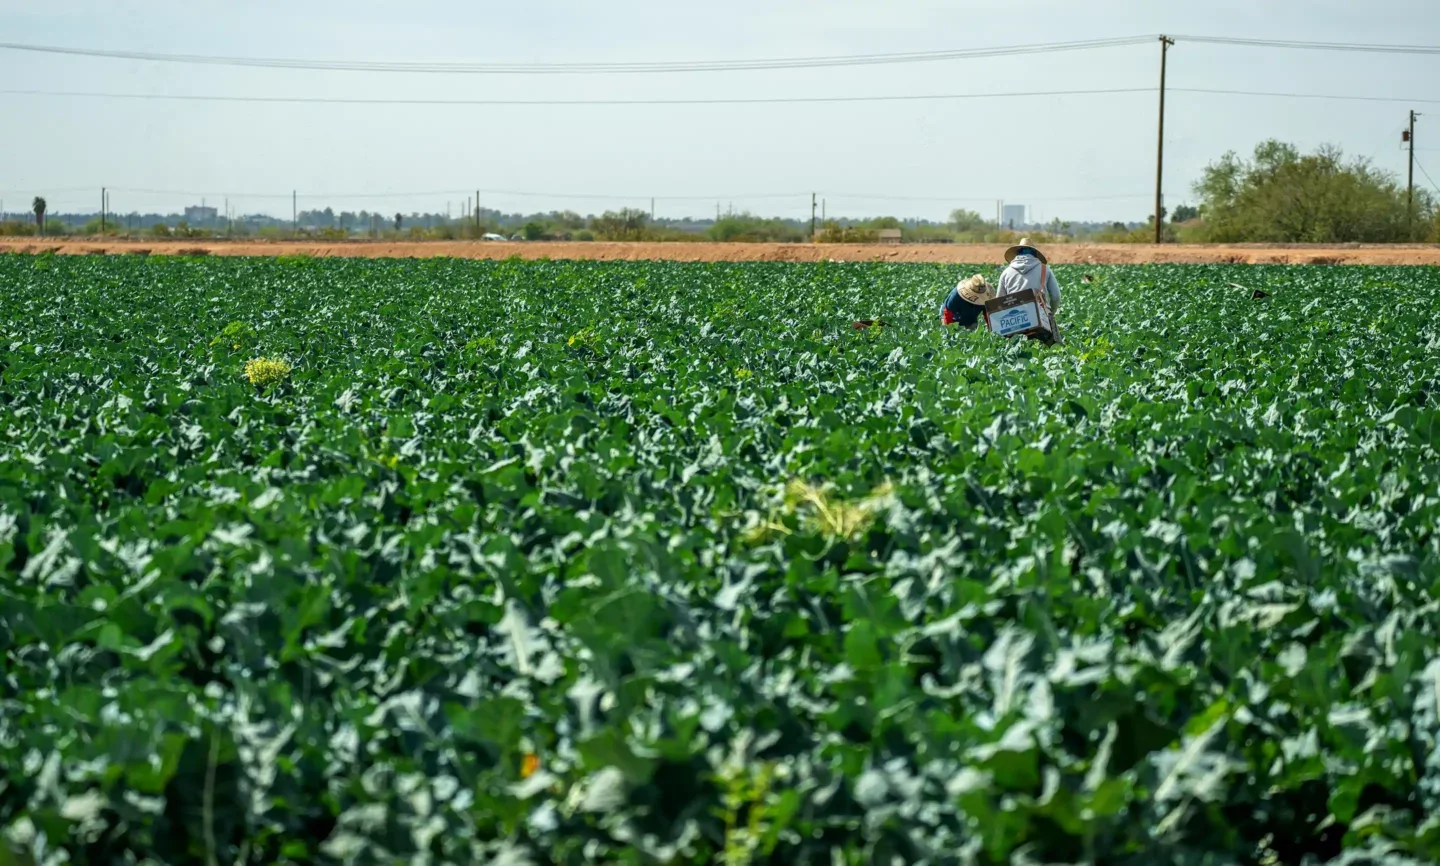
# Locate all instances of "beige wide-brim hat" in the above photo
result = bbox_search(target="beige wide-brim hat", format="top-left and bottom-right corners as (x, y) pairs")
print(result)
(956, 274), (995, 306)
(1004, 237), (1048, 264)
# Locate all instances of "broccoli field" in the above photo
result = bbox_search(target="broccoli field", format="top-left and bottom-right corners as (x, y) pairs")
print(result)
(3, 253), (1440, 865)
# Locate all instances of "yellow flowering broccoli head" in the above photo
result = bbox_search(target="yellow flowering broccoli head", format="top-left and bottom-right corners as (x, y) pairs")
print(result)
(244, 357), (292, 387)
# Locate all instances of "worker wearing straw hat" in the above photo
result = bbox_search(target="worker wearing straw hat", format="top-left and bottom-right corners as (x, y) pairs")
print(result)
(939, 274), (995, 330)
(997, 238), (1062, 313)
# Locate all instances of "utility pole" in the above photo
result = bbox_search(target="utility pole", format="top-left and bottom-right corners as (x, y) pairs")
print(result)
(650, 197), (655, 222)
(475, 189), (480, 235)
(822, 199), (826, 222)
(1407, 110), (1420, 240)
(1154, 35), (1174, 244)
(293, 190), (298, 237)
(810, 192), (817, 240)
(101, 188), (106, 234)
(226, 197), (231, 236)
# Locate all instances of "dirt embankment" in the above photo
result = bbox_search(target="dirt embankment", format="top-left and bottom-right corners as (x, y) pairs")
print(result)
(4, 238), (1440, 265)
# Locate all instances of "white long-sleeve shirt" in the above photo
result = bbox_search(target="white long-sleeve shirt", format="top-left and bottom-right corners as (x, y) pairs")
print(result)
(996, 254), (1061, 312)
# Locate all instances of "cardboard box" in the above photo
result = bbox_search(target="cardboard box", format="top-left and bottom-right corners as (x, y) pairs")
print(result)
(985, 289), (1057, 345)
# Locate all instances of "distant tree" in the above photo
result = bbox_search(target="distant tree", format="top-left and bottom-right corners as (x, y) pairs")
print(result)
(32, 196), (46, 235)
(590, 208), (649, 241)
(707, 213), (806, 243)
(553, 210), (586, 230)
(523, 221), (547, 241)
(1193, 139), (1422, 242)
(1172, 203), (1200, 222)
(815, 220), (878, 244)
(394, 213), (403, 231)
(949, 208), (989, 233)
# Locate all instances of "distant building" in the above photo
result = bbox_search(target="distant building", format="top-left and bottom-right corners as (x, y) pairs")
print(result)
(184, 205), (218, 224)
(1002, 204), (1026, 230)
(877, 228), (902, 245)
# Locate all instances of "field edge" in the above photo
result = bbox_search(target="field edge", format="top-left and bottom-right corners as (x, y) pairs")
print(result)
(4, 238), (1440, 265)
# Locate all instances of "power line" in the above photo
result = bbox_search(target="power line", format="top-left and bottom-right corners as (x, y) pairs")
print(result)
(37, 186), (817, 202)
(0, 36), (1153, 75)
(823, 192), (1152, 202)
(105, 186), (464, 200)
(1174, 35), (1440, 56)
(1173, 87), (1440, 105)
(9, 85), (1440, 109)
(2, 185), (1155, 205)
(1415, 157), (1440, 196)
(0, 86), (1154, 107)
(4, 34), (1438, 77)
(0, 186), (97, 195)
(472, 189), (809, 201)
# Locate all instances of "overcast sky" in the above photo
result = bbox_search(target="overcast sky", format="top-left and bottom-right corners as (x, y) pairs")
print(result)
(1, 0), (1437, 224)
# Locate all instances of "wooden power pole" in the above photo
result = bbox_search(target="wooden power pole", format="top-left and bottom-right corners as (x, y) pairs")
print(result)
(1408, 110), (1420, 240)
(101, 188), (106, 234)
(810, 193), (817, 240)
(1155, 35), (1174, 244)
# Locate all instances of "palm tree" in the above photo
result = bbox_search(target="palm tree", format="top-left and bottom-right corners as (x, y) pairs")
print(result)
(32, 196), (46, 236)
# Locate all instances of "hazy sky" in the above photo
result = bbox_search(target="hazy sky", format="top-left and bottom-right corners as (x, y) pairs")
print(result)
(2, 0), (1437, 223)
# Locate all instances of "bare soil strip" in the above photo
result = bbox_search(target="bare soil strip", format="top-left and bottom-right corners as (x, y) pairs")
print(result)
(4, 238), (1439, 265)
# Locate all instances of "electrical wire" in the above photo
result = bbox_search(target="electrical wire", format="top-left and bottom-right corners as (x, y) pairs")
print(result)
(59, 186), (820, 202)
(5, 85), (1437, 109)
(1415, 157), (1440, 196)
(1173, 88), (1440, 105)
(470, 190), (810, 201)
(1173, 35), (1440, 56)
(823, 192), (1152, 202)
(0, 36), (1154, 75)
(105, 186), (461, 200)
(4, 34), (1438, 77)
(3, 185), (1156, 205)
(0, 86), (1154, 107)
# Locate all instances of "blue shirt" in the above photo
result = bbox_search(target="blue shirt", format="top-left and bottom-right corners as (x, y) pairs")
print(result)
(940, 286), (985, 327)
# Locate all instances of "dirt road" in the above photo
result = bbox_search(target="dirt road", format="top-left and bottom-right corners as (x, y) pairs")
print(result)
(4, 238), (1439, 265)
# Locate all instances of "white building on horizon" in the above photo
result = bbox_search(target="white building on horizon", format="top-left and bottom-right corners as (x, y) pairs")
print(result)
(184, 204), (219, 224)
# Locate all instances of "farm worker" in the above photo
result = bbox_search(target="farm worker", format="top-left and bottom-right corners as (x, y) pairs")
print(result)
(997, 238), (1061, 312)
(939, 274), (995, 329)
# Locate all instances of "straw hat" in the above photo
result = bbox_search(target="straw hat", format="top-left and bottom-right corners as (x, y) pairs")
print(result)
(1004, 237), (1048, 264)
(956, 274), (995, 306)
